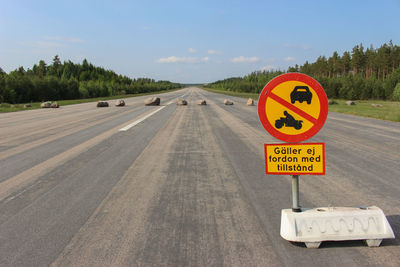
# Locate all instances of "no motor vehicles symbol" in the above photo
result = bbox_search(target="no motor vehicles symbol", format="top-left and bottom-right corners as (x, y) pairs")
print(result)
(258, 73), (328, 143)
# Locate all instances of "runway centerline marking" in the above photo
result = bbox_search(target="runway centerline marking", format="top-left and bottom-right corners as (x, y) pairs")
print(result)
(119, 94), (186, 132)
(119, 106), (166, 131)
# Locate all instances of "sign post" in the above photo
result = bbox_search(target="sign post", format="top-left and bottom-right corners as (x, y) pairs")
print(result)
(264, 142), (325, 212)
(291, 175), (300, 212)
(258, 73), (328, 213)
(258, 73), (394, 248)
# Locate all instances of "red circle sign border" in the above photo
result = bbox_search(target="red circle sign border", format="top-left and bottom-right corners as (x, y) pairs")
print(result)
(258, 73), (328, 143)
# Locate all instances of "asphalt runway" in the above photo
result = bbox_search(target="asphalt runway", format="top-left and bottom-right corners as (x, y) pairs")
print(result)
(0, 87), (399, 266)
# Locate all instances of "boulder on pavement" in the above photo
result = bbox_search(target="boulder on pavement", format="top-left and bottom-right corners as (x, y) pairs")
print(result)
(51, 102), (59, 108)
(144, 97), (160, 106)
(197, 100), (207, 105)
(247, 98), (254, 106)
(115, 99), (125, 107)
(224, 99), (234, 105)
(177, 98), (187, 105)
(346, 101), (355, 106)
(97, 101), (109, 107)
(40, 101), (51, 108)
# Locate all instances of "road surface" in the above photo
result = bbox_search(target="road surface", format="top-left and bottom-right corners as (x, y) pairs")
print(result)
(0, 87), (399, 266)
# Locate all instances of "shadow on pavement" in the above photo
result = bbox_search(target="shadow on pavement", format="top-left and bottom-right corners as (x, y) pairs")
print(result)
(384, 215), (400, 246)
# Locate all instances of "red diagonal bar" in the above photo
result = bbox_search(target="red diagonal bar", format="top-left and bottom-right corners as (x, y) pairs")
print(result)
(269, 93), (318, 124)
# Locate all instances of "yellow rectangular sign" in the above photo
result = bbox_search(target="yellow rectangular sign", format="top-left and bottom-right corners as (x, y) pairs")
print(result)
(265, 143), (325, 175)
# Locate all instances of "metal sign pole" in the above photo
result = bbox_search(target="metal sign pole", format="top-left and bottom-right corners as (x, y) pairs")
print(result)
(292, 175), (301, 212)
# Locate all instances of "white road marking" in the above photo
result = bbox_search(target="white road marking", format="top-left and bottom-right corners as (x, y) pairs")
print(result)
(119, 106), (166, 131)
(119, 94), (187, 132)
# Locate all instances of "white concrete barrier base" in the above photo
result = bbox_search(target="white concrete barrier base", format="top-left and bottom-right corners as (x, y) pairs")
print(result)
(280, 206), (395, 248)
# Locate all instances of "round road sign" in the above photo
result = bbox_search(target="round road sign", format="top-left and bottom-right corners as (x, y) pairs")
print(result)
(258, 73), (328, 142)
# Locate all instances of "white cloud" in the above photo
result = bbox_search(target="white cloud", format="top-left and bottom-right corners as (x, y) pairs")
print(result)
(188, 48), (197, 53)
(284, 57), (296, 62)
(207, 49), (222, 55)
(156, 56), (209, 63)
(232, 56), (259, 63)
(261, 65), (276, 71)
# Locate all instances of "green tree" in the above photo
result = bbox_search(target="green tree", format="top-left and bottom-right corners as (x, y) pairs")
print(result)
(0, 68), (5, 103)
(327, 51), (341, 77)
(383, 67), (400, 99)
(342, 51), (351, 75)
(393, 83), (400, 101)
(376, 44), (390, 80)
(67, 78), (80, 99)
(79, 82), (89, 98)
(35, 60), (47, 77)
(48, 55), (62, 77)
(0, 56), (178, 103)
(351, 44), (365, 75)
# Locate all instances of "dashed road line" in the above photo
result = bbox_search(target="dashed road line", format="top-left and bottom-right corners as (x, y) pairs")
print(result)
(119, 94), (187, 132)
(119, 106), (167, 132)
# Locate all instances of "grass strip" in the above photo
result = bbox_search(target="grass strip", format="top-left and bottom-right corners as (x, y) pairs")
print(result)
(203, 87), (400, 122)
(0, 88), (182, 113)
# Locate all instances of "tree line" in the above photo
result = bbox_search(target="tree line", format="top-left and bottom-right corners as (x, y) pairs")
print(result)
(206, 42), (400, 101)
(0, 56), (183, 104)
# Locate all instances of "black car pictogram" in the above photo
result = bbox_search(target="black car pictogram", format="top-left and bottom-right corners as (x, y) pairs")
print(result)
(290, 86), (312, 104)
(275, 111), (303, 130)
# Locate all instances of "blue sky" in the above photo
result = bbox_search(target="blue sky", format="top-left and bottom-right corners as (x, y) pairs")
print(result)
(1, 0), (399, 83)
